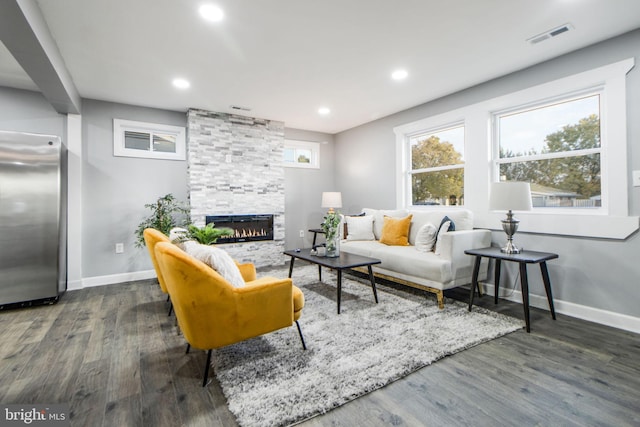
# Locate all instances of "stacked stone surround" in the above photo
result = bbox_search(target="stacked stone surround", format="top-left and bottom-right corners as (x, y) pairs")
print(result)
(187, 109), (285, 267)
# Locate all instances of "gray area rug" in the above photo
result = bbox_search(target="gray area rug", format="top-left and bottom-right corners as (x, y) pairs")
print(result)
(213, 264), (523, 427)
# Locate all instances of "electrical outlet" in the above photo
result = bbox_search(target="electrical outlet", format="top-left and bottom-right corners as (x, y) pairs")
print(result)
(633, 170), (640, 187)
(115, 243), (124, 254)
(299, 230), (305, 238)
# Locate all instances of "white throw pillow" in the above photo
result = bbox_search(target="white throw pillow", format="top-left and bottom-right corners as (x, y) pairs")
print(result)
(169, 227), (189, 249)
(185, 243), (245, 288)
(345, 215), (375, 241)
(434, 220), (451, 255)
(415, 223), (437, 252)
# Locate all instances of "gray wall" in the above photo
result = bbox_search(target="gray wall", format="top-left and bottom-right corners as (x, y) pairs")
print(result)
(334, 29), (640, 319)
(0, 87), (336, 277)
(0, 86), (64, 136)
(81, 99), (188, 277)
(284, 128), (336, 250)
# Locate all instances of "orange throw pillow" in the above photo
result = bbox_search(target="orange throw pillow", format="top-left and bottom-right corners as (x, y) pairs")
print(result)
(379, 214), (413, 246)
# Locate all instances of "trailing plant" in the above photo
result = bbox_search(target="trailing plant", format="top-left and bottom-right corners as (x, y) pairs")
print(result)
(134, 193), (190, 247)
(322, 211), (342, 256)
(321, 211), (341, 236)
(182, 223), (234, 245)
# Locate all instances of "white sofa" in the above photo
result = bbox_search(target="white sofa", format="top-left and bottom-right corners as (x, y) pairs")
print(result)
(339, 208), (490, 308)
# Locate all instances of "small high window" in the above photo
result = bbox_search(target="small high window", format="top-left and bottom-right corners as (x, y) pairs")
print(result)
(114, 119), (186, 160)
(283, 139), (320, 169)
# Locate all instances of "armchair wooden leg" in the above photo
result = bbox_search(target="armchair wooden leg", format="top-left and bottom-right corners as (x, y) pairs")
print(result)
(167, 301), (173, 317)
(202, 349), (212, 387)
(295, 321), (307, 350)
(185, 343), (190, 354)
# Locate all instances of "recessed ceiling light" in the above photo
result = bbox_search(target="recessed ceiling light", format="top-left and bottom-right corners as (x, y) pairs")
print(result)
(391, 69), (408, 81)
(199, 4), (224, 22)
(172, 78), (190, 89)
(318, 107), (331, 115)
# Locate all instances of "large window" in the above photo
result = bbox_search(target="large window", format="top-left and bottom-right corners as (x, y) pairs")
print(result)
(494, 93), (602, 208)
(395, 58), (636, 239)
(409, 125), (465, 206)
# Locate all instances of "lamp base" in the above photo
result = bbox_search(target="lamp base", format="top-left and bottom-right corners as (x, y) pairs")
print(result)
(501, 211), (522, 254)
(500, 240), (522, 254)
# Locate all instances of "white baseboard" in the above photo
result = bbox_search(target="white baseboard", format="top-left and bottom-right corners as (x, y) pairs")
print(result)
(479, 282), (640, 335)
(68, 270), (157, 290)
(66, 279), (84, 291)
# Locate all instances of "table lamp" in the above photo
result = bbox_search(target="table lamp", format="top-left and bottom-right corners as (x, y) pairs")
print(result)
(321, 192), (342, 213)
(489, 182), (532, 254)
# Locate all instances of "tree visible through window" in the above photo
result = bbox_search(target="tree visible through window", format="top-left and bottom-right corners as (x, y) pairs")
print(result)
(409, 125), (464, 206)
(496, 94), (601, 208)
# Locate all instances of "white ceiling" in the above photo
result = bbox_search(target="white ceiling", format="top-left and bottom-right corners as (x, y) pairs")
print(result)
(2, 0), (640, 134)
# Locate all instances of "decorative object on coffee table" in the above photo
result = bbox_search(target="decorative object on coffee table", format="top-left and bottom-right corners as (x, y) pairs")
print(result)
(321, 191), (342, 257)
(489, 181), (532, 254)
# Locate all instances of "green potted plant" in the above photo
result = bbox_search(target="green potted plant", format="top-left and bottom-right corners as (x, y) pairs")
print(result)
(182, 223), (234, 245)
(321, 211), (341, 257)
(134, 193), (190, 247)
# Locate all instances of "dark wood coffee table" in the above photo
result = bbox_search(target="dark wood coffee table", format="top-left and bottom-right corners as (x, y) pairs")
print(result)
(284, 248), (381, 314)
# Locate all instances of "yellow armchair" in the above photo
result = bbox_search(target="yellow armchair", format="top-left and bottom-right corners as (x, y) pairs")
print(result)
(143, 227), (261, 317)
(143, 228), (170, 294)
(154, 241), (306, 386)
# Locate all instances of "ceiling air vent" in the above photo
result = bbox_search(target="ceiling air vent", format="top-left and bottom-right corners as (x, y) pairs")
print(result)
(527, 23), (573, 45)
(230, 105), (251, 112)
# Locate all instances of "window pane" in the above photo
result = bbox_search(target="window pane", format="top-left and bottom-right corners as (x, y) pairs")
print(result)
(411, 126), (464, 169)
(283, 148), (296, 163)
(411, 169), (464, 206)
(499, 95), (600, 158)
(295, 148), (311, 164)
(153, 133), (176, 153)
(124, 131), (150, 151)
(499, 153), (601, 208)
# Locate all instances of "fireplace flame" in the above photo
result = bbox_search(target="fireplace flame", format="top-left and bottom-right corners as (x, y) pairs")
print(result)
(233, 228), (268, 238)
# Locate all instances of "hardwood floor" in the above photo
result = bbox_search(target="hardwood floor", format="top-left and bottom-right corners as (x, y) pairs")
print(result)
(1, 275), (638, 426)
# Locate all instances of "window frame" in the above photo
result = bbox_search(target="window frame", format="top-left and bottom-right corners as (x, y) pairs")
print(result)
(283, 139), (320, 169)
(407, 122), (466, 207)
(395, 58), (637, 239)
(492, 89), (604, 212)
(113, 119), (186, 160)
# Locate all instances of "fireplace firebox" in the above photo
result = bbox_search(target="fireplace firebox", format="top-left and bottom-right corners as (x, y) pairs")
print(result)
(205, 214), (274, 244)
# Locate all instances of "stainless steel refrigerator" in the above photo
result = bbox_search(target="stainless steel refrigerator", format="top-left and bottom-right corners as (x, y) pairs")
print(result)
(0, 130), (67, 307)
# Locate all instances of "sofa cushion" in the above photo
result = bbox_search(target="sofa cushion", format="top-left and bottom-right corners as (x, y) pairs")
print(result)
(362, 208), (408, 240)
(438, 215), (456, 232)
(380, 214), (412, 246)
(407, 209), (473, 244)
(415, 223), (437, 252)
(345, 215), (375, 241)
(434, 220), (451, 255)
(184, 242), (246, 288)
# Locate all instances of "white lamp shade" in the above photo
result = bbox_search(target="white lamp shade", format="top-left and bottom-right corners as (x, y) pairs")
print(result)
(489, 182), (532, 211)
(321, 192), (342, 209)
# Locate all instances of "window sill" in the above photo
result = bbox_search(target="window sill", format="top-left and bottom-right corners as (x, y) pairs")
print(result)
(475, 212), (639, 240)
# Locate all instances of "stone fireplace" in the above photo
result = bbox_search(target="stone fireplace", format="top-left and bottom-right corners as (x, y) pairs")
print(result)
(187, 109), (285, 267)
